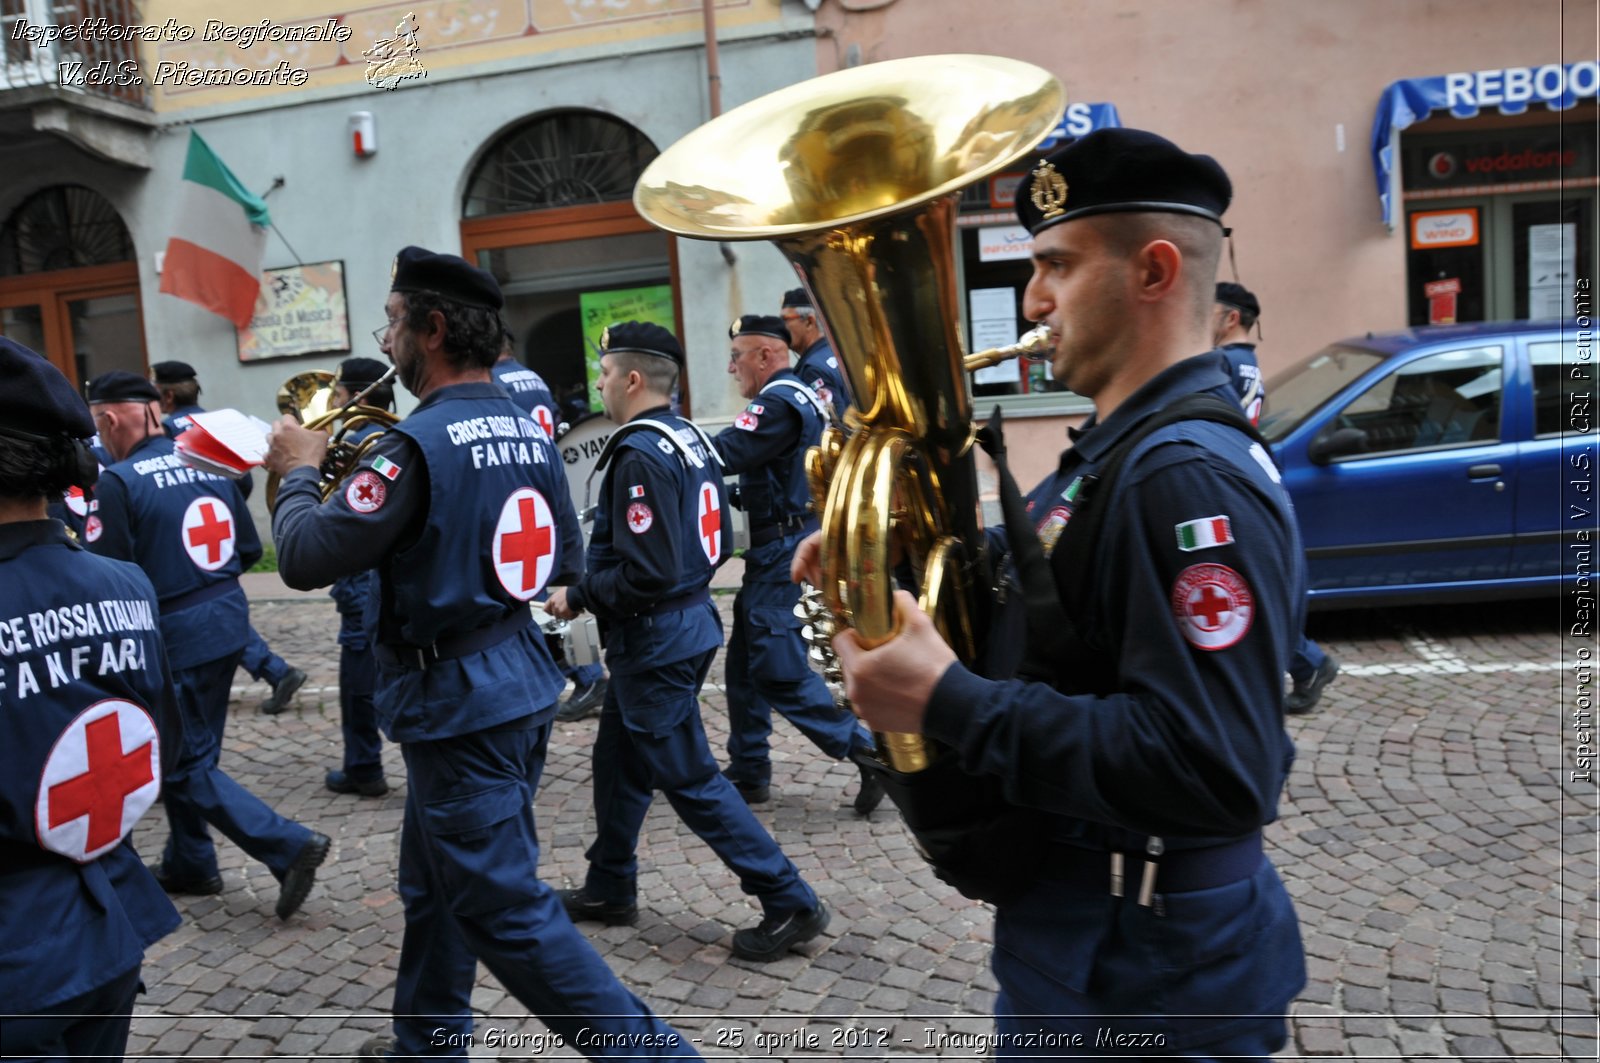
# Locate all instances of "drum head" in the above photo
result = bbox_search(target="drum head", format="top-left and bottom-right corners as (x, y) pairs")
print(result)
(555, 412), (620, 518)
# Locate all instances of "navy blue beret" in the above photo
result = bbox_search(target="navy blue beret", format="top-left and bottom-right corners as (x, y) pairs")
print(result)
(600, 321), (683, 364)
(1015, 128), (1231, 236)
(150, 360), (197, 384)
(391, 245), (503, 311)
(86, 370), (161, 405)
(781, 288), (812, 310)
(335, 356), (391, 389)
(1215, 281), (1260, 318)
(729, 314), (789, 342)
(0, 337), (95, 438)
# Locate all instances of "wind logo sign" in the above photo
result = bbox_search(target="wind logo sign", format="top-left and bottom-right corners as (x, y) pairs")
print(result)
(1410, 208), (1479, 250)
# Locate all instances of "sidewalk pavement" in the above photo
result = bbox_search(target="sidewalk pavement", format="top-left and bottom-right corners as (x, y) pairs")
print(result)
(129, 587), (1595, 1061)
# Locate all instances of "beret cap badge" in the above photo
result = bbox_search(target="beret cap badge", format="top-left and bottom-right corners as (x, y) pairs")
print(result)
(1030, 159), (1069, 221)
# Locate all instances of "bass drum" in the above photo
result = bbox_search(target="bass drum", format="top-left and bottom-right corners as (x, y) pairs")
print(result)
(555, 412), (620, 520)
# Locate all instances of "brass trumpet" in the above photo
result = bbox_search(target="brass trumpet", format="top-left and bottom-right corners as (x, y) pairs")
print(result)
(636, 55), (1063, 773)
(264, 368), (400, 512)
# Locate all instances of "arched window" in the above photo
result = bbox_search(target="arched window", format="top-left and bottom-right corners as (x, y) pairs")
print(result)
(0, 186), (134, 276)
(463, 110), (659, 217)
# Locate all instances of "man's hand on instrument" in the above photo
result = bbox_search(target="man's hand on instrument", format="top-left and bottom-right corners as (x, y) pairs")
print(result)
(791, 530), (823, 586)
(263, 416), (329, 477)
(831, 589), (955, 734)
(545, 587), (577, 621)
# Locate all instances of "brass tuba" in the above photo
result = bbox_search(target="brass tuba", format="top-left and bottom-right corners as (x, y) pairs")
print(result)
(264, 368), (400, 512)
(635, 55), (1063, 773)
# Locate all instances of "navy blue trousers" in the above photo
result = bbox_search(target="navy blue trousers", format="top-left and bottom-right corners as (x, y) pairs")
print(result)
(240, 625), (289, 684)
(1288, 635), (1327, 686)
(583, 649), (814, 916)
(339, 645), (383, 779)
(722, 576), (871, 787)
(0, 966), (140, 1062)
(160, 650), (312, 881)
(990, 859), (1304, 1059)
(390, 718), (693, 1059)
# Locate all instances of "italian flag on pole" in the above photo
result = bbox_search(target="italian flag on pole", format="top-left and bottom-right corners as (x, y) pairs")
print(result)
(159, 131), (269, 329)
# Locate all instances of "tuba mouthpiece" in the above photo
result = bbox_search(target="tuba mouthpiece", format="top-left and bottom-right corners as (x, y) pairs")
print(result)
(963, 325), (1054, 372)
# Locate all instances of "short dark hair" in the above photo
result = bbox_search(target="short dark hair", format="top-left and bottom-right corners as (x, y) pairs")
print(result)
(158, 379), (201, 408)
(0, 429), (79, 500)
(401, 291), (503, 370)
(611, 348), (679, 397)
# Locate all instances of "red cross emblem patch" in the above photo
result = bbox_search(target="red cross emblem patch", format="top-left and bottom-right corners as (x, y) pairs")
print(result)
(35, 699), (161, 863)
(181, 496), (235, 571)
(492, 487), (556, 600)
(733, 410), (760, 432)
(626, 501), (654, 534)
(1171, 563), (1254, 651)
(697, 482), (722, 564)
(64, 485), (89, 518)
(84, 515), (102, 543)
(346, 470), (387, 514)
(532, 404), (556, 442)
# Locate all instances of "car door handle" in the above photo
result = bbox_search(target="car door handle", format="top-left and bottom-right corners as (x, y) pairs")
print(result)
(1467, 463), (1502, 478)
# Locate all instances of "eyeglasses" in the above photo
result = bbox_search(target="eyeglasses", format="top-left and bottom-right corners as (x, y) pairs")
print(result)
(372, 317), (401, 345)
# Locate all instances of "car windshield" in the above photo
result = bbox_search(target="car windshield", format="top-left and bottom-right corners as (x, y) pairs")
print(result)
(1259, 344), (1385, 442)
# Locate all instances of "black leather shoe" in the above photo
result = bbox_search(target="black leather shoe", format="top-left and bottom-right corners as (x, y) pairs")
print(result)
(852, 761), (884, 816)
(731, 900), (830, 962)
(357, 1034), (394, 1059)
(555, 677), (607, 722)
(558, 886), (638, 926)
(276, 831), (330, 919)
(152, 864), (224, 896)
(721, 767), (769, 805)
(1286, 654), (1340, 715)
(326, 770), (389, 797)
(262, 667), (307, 715)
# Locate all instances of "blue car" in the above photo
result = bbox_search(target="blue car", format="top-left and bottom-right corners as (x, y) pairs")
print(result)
(1259, 319), (1592, 608)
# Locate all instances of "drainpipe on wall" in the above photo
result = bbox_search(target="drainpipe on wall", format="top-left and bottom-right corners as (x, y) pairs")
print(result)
(702, 0), (738, 266)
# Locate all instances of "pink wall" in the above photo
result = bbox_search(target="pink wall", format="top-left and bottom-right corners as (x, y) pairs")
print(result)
(814, 0), (1597, 485)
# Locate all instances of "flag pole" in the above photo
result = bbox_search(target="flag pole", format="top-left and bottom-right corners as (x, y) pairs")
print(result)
(259, 176), (305, 266)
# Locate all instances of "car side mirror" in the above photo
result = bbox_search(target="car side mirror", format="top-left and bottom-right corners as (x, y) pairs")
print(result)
(1307, 426), (1368, 465)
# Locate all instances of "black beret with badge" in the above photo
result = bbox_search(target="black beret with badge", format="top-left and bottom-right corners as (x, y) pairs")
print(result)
(1215, 281), (1260, 319)
(150, 359), (198, 384)
(390, 245), (504, 311)
(335, 356), (391, 389)
(780, 288), (812, 309)
(86, 370), (162, 405)
(0, 336), (96, 438)
(729, 314), (790, 342)
(600, 321), (684, 364)
(1015, 128), (1232, 236)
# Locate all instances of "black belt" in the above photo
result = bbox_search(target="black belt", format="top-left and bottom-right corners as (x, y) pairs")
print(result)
(1041, 832), (1263, 900)
(642, 588), (712, 617)
(377, 605), (532, 671)
(160, 579), (236, 614)
(749, 515), (809, 547)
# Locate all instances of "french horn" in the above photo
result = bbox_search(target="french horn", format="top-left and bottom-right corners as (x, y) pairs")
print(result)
(635, 55), (1063, 772)
(264, 368), (400, 512)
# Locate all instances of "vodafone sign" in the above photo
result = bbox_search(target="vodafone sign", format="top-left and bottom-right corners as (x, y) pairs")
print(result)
(1410, 209), (1479, 250)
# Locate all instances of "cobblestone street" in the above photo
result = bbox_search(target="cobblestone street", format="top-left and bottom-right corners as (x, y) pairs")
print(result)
(122, 578), (1598, 1061)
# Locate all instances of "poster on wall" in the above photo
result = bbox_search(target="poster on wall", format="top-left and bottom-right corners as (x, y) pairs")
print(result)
(1527, 223), (1574, 319)
(969, 287), (1021, 386)
(236, 262), (351, 363)
(578, 284), (677, 406)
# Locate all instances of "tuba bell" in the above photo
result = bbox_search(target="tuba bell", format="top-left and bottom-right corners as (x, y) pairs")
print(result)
(635, 55), (1063, 773)
(265, 368), (400, 512)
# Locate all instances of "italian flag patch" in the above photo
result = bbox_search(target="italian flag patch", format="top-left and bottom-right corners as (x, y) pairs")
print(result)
(371, 455), (402, 481)
(1175, 515), (1233, 552)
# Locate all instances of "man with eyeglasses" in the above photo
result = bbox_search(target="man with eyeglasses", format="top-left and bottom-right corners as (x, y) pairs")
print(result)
(712, 315), (881, 815)
(268, 247), (695, 1061)
(779, 288), (851, 423)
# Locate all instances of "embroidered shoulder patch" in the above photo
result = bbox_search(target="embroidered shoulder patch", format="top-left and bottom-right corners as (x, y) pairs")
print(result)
(370, 455), (403, 481)
(626, 502), (654, 534)
(1171, 563), (1254, 651)
(346, 470), (387, 513)
(734, 410), (760, 432)
(1175, 515), (1233, 552)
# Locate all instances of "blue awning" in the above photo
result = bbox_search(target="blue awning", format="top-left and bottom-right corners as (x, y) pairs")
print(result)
(1037, 102), (1122, 151)
(1372, 62), (1600, 227)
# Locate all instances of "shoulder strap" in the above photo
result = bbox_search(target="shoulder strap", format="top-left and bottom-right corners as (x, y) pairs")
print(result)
(581, 418), (725, 521)
(1054, 393), (1267, 645)
(760, 377), (831, 424)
